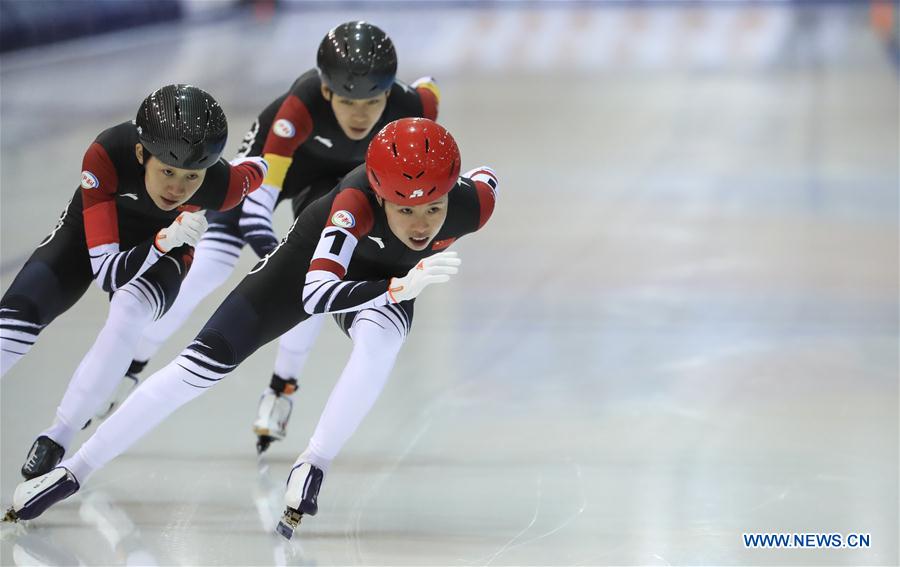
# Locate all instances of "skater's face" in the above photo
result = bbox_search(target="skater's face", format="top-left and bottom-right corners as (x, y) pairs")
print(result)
(322, 85), (389, 141)
(136, 144), (207, 211)
(380, 195), (449, 251)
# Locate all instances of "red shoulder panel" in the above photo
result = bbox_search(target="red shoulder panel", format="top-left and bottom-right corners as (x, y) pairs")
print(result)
(80, 142), (120, 247)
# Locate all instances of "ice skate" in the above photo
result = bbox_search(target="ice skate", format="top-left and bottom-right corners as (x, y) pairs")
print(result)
(253, 378), (296, 453)
(275, 463), (323, 540)
(20, 436), (65, 480)
(4, 467), (79, 522)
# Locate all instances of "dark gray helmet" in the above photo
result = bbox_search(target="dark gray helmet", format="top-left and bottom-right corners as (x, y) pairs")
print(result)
(135, 84), (227, 169)
(317, 21), (397, 99)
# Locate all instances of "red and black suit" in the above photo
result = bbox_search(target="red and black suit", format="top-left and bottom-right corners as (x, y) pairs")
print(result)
(0, 122), (265, 362)
(207, 69), (440, 260)
(175, 164), (497, 387)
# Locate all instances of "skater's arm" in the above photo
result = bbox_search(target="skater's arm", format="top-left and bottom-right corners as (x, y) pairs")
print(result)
(218, 156), (268, 211)
(461, 166), (499, 231)
(259, 94), (313, 193)
(300, 188), (389, 314)
(411, 76), (440, 121)
(300, 188), (462, 314)
(81, 142), (168, 292)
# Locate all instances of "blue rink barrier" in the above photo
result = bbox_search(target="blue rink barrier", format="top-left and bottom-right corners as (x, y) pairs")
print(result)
(0, 0), (182, 53)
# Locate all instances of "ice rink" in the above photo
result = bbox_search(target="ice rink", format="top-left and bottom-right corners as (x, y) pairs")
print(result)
(1, 3), (898, 565)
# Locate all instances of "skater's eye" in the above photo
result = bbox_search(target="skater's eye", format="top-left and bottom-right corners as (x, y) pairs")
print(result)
(398, 207), (413, 215)
(162, 169), (174, 177)
(185, 173), (199, 181)
(427, 206), (443, 214)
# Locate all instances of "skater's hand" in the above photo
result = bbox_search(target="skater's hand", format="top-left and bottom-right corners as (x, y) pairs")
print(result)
(388, 251), (461, 303)
(155, 211), (208, 253)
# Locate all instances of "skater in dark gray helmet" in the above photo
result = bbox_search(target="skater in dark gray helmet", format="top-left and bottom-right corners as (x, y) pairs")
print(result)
(0, 84), (267, 481)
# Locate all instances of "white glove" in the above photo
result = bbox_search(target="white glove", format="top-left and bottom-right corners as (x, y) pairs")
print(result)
(388, 251), (461, 303)
(154, 211), (208, 253)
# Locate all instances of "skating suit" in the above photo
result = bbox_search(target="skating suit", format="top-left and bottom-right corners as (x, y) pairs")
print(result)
(209, 68), (440, 257)
(178, 163), (498, 385)
(0, 122), (266, 336)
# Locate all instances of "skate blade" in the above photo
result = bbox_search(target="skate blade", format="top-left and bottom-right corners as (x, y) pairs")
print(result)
(275, 520), (294, 540)
(275, 507), (302, 540)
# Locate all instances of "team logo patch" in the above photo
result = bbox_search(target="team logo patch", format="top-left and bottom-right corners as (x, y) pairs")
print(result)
(273, 119), (296, 138)
(331, 210), (356, 229)
(81, 171), (100, 189)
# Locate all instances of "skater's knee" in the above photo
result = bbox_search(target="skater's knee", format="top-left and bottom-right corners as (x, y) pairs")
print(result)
(1, 261), (67, 327)
(0, 294), (42, 326)
(349, 314), (406, 357)
(191, 328), (241, 367)
(194, 230), (243, 275)
(109, 287), (156, 326)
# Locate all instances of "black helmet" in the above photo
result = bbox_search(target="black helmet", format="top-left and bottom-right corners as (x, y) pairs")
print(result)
(135, 84), (228, 170)
(317, 21), (397, 99)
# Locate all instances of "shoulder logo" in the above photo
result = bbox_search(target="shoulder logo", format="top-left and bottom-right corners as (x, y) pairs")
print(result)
(367, 235), (385, 249)
(81, 171), (99, 189)
(314, 135), (333, 148)
(273, 119), (296, 138)
(119, 193), (138, 200)
(331, 210), (356, 229)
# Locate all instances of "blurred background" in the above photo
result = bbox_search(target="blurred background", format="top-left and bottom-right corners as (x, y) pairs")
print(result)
(1, 1), (898, 565)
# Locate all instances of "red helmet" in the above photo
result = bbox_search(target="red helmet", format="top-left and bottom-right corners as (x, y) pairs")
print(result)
(365, 118), (460, 206)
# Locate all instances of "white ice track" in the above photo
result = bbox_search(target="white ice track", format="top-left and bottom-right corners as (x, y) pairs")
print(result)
(1, 3), (898, 565)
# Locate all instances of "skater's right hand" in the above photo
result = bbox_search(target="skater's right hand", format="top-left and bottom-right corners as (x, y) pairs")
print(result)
(155, 211), (208, 253)
(388, 251), (461, 303)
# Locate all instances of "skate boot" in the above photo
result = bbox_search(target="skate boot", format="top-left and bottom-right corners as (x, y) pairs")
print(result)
(3, 467), (80, 522)
(275, 462), (323, 540)
(95, 359), (145, 420)
(252, 374), (297, 454)
(21, 436), (65, 480)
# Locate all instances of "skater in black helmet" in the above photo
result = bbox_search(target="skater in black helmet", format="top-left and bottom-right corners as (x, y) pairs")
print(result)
(121, 22), (443, 454)
(7, 118), (498, 541)
(0, 85), (267, 480)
